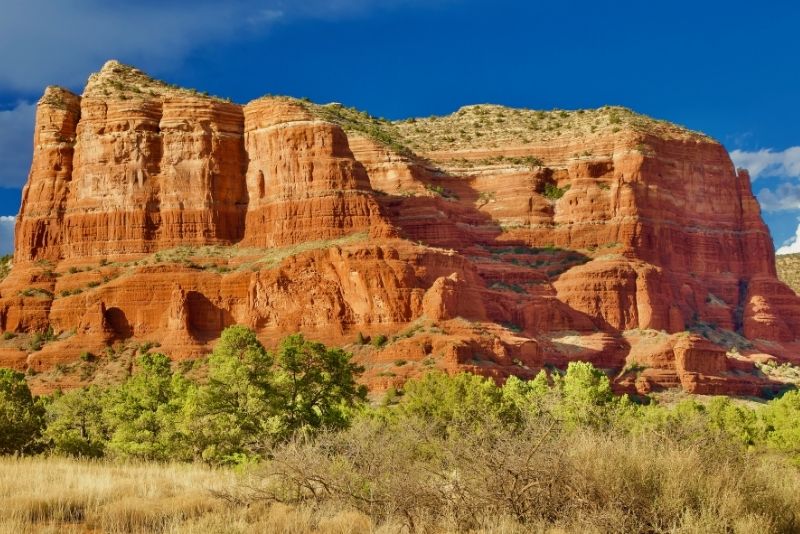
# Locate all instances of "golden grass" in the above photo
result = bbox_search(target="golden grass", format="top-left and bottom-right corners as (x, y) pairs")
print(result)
(0, 457), (234, 533)
(145, 232), (369, 272)
(0, 457), (381, 534)
(2, 433), (799, 534)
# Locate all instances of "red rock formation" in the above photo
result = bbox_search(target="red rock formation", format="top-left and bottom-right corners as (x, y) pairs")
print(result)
(242, 99), (392, 247)
(1, 61), (797, 395)
(15, 86), (81, 264)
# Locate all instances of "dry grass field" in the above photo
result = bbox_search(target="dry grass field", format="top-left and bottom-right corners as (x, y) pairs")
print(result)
(2, 427), (800, 534)
(0, 457), (381, 534)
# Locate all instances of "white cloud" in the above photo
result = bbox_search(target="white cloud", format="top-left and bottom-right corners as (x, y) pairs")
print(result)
(730, 147), (800, 180)
(0, 102), (36, 188)
(0, 0), (446, 188)
(0, 216), (14, 256)
(0, 0), (444, 92)
(0, 1), (249, 92)
(757, 182), (800, 212)
(777, 219), (800, 255)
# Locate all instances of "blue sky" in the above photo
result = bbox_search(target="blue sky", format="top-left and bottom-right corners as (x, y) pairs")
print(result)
(1, 0), (799, 255)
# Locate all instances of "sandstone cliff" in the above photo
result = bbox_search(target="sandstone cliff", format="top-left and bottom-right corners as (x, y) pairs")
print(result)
(1, 60), (798, 395)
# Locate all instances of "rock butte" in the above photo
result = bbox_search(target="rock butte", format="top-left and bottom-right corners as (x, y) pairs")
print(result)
(1, 60), (798, 395)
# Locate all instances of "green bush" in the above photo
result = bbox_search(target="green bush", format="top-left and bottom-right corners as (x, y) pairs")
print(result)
(762, 390), (800, 459)
(0, 369), (45, 454)
(396, 372), (520, 435)
(102, 353), (192, 461)
(44, 386), (107, 457)
(182, 325), (273, 463)
(543, 182), (570, 200)
(183, 327), (366, 464)
(271, 334), (367, 439)
(29, 326), (57, 351)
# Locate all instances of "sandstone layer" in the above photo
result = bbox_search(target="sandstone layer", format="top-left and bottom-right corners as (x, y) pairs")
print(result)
(1, 61), (798, 395)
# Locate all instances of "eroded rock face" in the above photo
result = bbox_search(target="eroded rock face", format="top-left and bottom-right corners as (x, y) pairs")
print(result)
(1, 61), (798, 395)
(242, 99), (392, 247)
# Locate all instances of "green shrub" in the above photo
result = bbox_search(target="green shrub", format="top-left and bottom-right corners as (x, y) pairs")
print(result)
(271, 334), (367, 439)
(44, 386), (107, 457)
(102, 353), (192, 461)
(397, 372), (520, 435)
(762, 390), (800, 459)
(372, 334), (388, 348)
(20, 287), (53, 299)
(543, 182), (570, 200)
(0, 369), (45, 454)
(183, 327), (366, 465)
(181, 326), (273, 464)
(29, 326), (57, 351)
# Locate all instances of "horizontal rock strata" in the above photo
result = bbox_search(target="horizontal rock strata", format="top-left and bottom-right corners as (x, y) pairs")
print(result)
(1, 60), (798, 395)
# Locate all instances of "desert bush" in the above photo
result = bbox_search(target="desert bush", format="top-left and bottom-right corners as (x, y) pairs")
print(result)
(243, 406), (800, 533)
(232, 368), (800, 531)
(0, 255), (11, 282)
(29, 326), (57, 351)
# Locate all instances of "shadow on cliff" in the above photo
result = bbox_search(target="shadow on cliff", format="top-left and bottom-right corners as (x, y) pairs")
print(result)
(185, 291), (234, 342)
(367, 160), (637, 376)
(104, 307), (133, 340)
